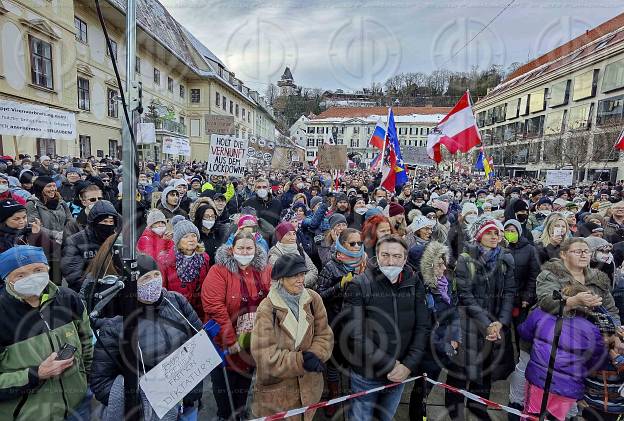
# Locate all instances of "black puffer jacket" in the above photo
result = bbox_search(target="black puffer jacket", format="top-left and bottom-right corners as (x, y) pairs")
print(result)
(241, 195), (283, 227)
(506, 236), (540, 307)
(316, 258), (352, 322)
(90, 290), (203, 407)
(341, 260), (430, 381)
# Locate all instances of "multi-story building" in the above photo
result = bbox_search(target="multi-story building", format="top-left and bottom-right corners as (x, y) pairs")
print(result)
(0, 0), (276, 161)
(290, 106), (450, 164)
(474, 12), (624, 181)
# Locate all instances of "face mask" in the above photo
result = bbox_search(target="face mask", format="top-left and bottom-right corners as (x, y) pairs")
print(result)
(515, 214), (528, 223)
(13, 271), (49, 297)
(504, 231), (519, 244)
(469, 198), (476, 203)
(94, 224), (116, 242)
(539, 210), (551, 217)
(414, 200), (424, 206)
(297, 182), (305, 189)
(202, 220), (215, 230)
(22, 164), (32, 170)
(137, 276), (162, 303)
(280, 243), (299, 253)
(152, 226), (166, 236)
(511, 193), (519, 200)
(595, 251), (614, 265)
(234, 253), (254, 266)
(0, 184), (8, 193)
(379, 265), (403, 283)
(86, 203), (96, 213)
(464, 214), (477, 224)
(256, 188), (268, 199)
(355, 207), (367, 215)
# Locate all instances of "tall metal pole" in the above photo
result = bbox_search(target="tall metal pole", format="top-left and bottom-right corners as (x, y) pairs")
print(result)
(121, 0), (140, 419)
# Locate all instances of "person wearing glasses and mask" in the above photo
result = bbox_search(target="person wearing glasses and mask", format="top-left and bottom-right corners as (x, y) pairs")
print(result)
(342, 235), (429, 421)
(157, 185), (188, 219)
(74, 184), (103, 228)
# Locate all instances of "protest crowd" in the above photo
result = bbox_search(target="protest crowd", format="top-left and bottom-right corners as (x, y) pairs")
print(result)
(4, 152), (624, 421)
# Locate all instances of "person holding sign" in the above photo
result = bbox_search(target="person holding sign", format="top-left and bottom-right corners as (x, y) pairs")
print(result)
(251, 254), (333, 420)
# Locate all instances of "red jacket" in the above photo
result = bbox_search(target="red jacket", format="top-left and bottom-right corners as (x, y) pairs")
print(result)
(137, 227), (173, 261)
(158, 247), (210, 320)
(202, 244), (271, 372)
(0, 191), (26, 205)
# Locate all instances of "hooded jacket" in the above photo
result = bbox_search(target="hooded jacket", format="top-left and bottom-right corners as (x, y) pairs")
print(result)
(506, 235), (540, 306)
(136, 227), (174, 262)
(25, 195), (73, 257)
(156, 186), (188, 219)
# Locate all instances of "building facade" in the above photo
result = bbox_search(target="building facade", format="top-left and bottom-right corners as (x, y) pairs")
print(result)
(0, 0), (276, 161)
(290, 106), (450, 164)
(474, 13), (624, 181)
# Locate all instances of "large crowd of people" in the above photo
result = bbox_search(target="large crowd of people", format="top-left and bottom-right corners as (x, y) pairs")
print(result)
(2, 152), (624, 420)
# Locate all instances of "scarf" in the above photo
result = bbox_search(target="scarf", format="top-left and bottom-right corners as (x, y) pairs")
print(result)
(436, 275), (451, 304)
(335, 238), (364, 271)
(479, 245), (501, 271)
(276, 242), (301, 257)
(175, 250), (204, 286)
(276, 282), (302, 320)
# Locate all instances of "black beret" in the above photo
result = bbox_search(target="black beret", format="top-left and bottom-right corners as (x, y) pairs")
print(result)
(271, 254), (308, 280)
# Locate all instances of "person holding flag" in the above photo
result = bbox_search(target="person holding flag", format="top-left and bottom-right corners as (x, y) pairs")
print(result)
(379, 108), (408, 192)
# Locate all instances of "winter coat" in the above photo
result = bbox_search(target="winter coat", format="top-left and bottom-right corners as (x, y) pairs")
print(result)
(506, 236), (540, 307)
(447, 222), (468, 267)
(0, 283), (93, 420)
(158, 247), (210, 320)
(604, 216), (624, 245)
(59, 181), (78, 203)
(137, 227), (173, 262)
(341, 261), (430, 381)
(91, 290), (203, 406)
(316, 258), (353, 323)
(0, 225), (53, 255)
(157, 186), (188, 219)
(536, 259), (621, 325)
(251, 287), (333, 420)
(536, 242), (561, 264)
(201, 243), (272, 373)
(0, 190), (26, 205)
(280, 186), (311, 209)
(454, 244), (516, 381)
(61, 227), (102, 292)
(198, 225), (226, 264)
(316, 237), (334, 265)
(518, 307), (607, 399)
(268, 242), (318, 289)
(25, 195), (74, 259)
(242, 195), (283, 227)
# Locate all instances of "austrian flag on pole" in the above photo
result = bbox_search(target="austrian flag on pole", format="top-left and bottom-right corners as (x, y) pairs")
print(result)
(427, 91), (481, 163)
(616, 128), (624, 151)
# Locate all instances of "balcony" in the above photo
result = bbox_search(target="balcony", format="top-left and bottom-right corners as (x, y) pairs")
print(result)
(154, 119), (187, 136)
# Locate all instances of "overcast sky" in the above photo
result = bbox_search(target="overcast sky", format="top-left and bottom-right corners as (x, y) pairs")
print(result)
(161, 0), (623, 93)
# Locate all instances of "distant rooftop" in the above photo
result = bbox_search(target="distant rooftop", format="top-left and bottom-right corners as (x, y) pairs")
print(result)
(313, 106), (452, 119)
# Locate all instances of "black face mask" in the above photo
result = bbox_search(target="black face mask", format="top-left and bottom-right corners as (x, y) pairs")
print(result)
(516, 214), (528, 223)
(94, 223), (116, 243)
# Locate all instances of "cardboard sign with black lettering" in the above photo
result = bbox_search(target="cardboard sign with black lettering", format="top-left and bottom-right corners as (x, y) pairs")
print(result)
(317, 144), (347, 171)
(204, 115), (235, 135)
(207, 135), (248, 177)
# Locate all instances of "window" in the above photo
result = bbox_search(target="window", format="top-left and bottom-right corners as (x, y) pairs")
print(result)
(525, 115), (545, 138)
(107, 40), (117, 60)
(222, 95), (226, 109)
(235, 104), (239, 117)
(167, 77), (173, 92)
(353, 127), (359, 134)
(242, 108), (246, 119)
(247, 112), (251, 123)
(74, 17), (87, 43)
(229, 101), (233, 114)
(215, 92), (220, 107)
(307, 151), (315, 157)
(77, 77), (90, 111)
(180, 85), (185, 99)
(602, 59), (624, 93)
(135, 56), (141, 74)
(108, 139), (118, 159)
(36, 138), (56, 157)
(316, 138), (322, 146)
(477, 111), (486, 127)
(107, 88), (118, 118)
(573, 69), (599, 101)
(519, 95), (529, 116)
(307, 127), (314, 134)
(190, 89), (200, 103)
(79, 135), (91, 158)
(350, 139), (358, 147)
(153, 68), (160, 85)
(307, 138), (314, 147)
(29, 36), (53, 89)
(179, 117), (185, 134)
(506, 99), (520, 120)
(190, 119), (200, 137)
(596, 95), (624, 126)
(593, 131), (621, 161)
(493, 104), (507, 122)
(543, 110), (566, 135)
(549, 80), (571, 107)
(568, 103), (594, 130)
(529, 89), (546, 113)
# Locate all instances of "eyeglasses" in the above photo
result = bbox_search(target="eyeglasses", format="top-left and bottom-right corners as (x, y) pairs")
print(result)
(87, 197), (103, 203)
(568, 249), (590, 256)
(347, 241), (363, 247)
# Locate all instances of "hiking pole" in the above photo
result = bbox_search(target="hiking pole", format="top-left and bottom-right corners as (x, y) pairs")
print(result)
(222, 365), (236, 419)
(539, 290), (566, 421)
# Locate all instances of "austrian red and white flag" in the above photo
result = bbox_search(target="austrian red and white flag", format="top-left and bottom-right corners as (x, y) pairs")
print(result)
(616, 128), (624, 151)
(427, 91), (481, 163)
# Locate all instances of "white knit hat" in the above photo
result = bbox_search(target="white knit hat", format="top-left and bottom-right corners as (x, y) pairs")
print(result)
(461, 202), (478, 217)
(146, 209), (167, 228)
(409, 215), (435, 233)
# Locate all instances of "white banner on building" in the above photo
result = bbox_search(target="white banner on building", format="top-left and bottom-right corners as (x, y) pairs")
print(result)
(0, 99), (76, 140)
(207, 135), (248, 177)
(137, 123), (156, 144)
(545, 169), (574, 186)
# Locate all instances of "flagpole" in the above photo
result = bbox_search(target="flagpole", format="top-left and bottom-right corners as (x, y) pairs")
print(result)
(378, 107), (391, 175)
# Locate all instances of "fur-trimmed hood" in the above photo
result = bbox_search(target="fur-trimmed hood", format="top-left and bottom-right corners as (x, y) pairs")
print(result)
(189, 196), (217, 222)
(214, 242), (268, 273)
(419, 241), (449, 288)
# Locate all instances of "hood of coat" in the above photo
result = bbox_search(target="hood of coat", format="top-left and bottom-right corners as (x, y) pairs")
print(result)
(540, 258), (609, 289)
(420, 241), (449, 289)
(189, 196), (217, 223)
(160, 186), (180, 212)
(214, 241), (268, 273)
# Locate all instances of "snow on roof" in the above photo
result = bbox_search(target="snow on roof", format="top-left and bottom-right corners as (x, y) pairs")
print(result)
(180, 25), (225, 68)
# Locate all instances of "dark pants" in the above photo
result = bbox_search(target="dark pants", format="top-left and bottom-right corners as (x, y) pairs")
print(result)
(210, 366), (252, 420)
(445, 372), (493, 421)
(582, 408), (623, 421)
(409, 355), (443, 420)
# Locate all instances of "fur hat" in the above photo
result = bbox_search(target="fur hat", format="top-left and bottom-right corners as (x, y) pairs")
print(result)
(461, 202), (478, 217)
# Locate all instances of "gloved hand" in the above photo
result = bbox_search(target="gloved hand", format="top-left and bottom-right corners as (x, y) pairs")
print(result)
(340, 272), (353, 289)
(302, 351), (325, 372)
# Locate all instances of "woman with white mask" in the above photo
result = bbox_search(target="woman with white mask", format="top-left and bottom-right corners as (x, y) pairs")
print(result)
(202, 230), (272, 421)
(190, 198), (225, 263)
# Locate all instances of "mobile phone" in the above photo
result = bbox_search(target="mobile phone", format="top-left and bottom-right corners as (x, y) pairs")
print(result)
(553, 227), (565, 237)
(55, 344), (77, 360)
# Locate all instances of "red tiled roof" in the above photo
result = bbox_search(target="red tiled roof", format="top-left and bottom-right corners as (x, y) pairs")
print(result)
(313, 106), (452, 119)
(505, 12), (624, 82)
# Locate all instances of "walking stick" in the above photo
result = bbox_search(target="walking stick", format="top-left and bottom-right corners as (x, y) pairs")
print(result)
(539, 290), (566, 421)
(222, 365), (236, 418)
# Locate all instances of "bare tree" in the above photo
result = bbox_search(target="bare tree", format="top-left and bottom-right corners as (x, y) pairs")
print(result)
(265, 83), (279, 105)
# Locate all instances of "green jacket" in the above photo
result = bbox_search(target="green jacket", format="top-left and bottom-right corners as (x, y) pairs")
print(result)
(0, 282), (93, 420)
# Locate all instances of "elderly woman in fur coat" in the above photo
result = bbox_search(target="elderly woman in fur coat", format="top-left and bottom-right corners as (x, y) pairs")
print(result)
(251, 254), (333, 420)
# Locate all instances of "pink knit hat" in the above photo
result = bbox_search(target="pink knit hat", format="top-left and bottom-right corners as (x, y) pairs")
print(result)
(238, 214), (258, 229)
(432, 199), (449, 215)
(275, 221), (296, 242)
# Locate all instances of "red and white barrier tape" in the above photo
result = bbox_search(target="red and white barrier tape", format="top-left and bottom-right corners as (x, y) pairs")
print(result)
(247, 375), (538, 421)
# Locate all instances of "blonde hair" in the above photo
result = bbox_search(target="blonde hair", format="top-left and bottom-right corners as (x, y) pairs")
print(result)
(539, 213), (569, 247)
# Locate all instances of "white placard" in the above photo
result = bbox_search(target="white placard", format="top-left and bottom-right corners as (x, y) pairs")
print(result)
(176, 138), (191, 157)
(137, 123), (156, 145)
(140, 330), (221, 418)
(162, 136), (178, 154)
(207, 135), (248, 177)
(0, 99), (76, 140)
(545, 169), (574, 186)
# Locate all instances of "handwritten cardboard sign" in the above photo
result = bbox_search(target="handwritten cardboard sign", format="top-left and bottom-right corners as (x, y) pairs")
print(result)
(204, 115), (235, 135)
(317, 144), (347, 171)
(207, 135), (248, 177)
(140, 330), (221, 418)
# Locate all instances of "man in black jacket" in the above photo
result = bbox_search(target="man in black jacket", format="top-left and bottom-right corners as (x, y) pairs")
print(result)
(342, 235), (430, 421)
(242, 178), (283, 227)
(61, 200), (119, 292)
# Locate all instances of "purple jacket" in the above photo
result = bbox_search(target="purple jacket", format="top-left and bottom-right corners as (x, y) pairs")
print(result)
(518, 307), (608, 399)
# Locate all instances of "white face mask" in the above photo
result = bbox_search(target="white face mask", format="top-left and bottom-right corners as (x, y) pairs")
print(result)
(595, 251), (614, 265)
(202, 220), (215, 230)
(355, 207), (367, 215)
(152, 226), (166, 236)
(464, 214), (477, 224)
(539, 210), (551, 216)
(379, 265), (403, 283)
(256, 188), (268, 199)
(297, 182), (305, 189)
(22, 164), (32, 170)
(13, 271), (49, 297)
(511, 193), (520, 200)
(0, 184), (8, 193)
(137, 276), (162, 303)
(234, 253), (254, 266)
(279, 243), (299, 253)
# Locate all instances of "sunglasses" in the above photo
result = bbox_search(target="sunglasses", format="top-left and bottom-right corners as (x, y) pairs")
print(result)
(347, 241), (363, 247)
(87, 197), (103, 203)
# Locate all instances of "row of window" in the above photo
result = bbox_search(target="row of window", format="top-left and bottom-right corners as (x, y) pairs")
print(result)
(213, 92), (252, 123)
(34, 137), (119, 159)
(305, 138), (427, 148)
(306, 125), (433, 135)
(76, 76), (119, 118)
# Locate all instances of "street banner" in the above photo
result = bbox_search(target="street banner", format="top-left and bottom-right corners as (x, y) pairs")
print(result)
(0, 99), (76, 140)
(207, 134), (248, 176)
(401, 146), (432, 166)
(317, 144), (347, 171)
(205, 115), (235, 135)
(545, 169), (574, 186)
(140, 330), (221, 418)
(137, 123), (156, 144)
